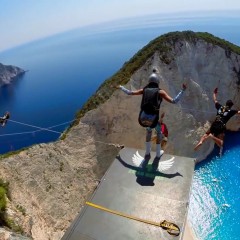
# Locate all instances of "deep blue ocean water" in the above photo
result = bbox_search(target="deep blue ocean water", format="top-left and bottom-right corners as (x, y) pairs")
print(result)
(0, 12), (240, 239)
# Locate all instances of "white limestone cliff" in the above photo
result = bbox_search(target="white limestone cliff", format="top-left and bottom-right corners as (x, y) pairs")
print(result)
(83, 38), (240, 162)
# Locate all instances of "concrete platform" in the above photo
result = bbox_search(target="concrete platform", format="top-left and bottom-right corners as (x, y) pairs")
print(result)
(62, 147), (195, 240)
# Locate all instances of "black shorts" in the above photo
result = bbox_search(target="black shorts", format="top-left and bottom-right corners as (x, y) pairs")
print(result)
(207, 121), (226, 136)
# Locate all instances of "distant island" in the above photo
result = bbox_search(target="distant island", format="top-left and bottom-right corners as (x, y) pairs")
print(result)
(0, 63), (25, 87)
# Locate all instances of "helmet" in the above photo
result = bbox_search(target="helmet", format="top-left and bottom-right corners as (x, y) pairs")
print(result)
(148, 73), (160, 84)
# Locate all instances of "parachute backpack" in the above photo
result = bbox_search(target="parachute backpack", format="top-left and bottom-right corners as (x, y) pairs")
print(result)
(216, 105), (231, 123)
(138, 86), (162, 128)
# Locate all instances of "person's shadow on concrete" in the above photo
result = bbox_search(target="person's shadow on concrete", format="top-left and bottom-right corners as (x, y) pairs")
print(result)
(116, 155), (182, 186)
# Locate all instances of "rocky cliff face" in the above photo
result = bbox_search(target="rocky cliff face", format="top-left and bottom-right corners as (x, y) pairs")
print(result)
(0, 32), (240, 239)
(0, 124), (121, 240)
(0, 63), (25, 86)
(83, 35), (240, 162)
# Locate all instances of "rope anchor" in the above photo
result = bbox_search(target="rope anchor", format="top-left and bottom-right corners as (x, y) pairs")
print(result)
(159, 219), (180, 236)
(86, 201), (180, 237)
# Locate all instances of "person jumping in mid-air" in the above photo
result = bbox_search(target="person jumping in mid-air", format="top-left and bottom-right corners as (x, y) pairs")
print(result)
(0, 112), (10, 127)
(194, 87), (240, 155)
(118, 68), (187, 159)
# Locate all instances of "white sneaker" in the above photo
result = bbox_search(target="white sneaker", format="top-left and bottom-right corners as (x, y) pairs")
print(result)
(156, 150), (164, 158)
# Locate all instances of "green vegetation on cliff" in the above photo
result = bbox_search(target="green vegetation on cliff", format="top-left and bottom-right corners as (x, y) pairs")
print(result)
(61, 31), (240, 139)
(0, 179), (23, 233)
(0, 179), (8, 224)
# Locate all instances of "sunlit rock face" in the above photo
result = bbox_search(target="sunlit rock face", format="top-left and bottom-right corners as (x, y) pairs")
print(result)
(86, 37), (240, 162)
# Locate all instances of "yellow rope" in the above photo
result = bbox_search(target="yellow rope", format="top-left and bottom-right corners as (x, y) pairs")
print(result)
(86, 201), (160, 227)
(85, 201), (180, 236)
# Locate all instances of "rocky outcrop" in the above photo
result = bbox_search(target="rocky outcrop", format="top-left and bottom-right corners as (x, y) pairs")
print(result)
(0, 227), (31, 240)
(0, 124), (121, 240)
(0, 31), (240, 239)
(0, 63), (25, 86)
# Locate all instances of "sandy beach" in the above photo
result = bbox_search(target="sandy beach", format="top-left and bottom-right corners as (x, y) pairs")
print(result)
(183, 217), (198, 240)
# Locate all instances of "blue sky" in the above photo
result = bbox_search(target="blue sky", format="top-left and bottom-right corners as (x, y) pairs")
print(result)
(1, 0), (240, 51)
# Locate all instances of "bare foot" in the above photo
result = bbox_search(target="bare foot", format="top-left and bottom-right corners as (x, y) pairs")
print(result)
(208, 133), (223, 147)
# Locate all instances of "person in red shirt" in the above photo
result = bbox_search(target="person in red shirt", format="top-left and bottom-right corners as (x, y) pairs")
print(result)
(151, 112), (168, 150)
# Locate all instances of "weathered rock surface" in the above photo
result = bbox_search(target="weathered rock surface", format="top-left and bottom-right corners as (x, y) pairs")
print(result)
(0, 227), (31, 240)
(0, 32), (240, 239)
(0, 63), (25, 86)
(0, 123), (121, 240)
(84, 37), (240, 162)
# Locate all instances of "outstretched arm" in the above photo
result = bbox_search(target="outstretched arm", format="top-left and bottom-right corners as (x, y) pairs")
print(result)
(117, 85), (143, 95)
(160, 83), (187, 103)
(213, 87), (218, 103)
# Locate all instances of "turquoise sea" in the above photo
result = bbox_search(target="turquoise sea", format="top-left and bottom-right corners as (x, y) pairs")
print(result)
(0, 11), (240, 240)
(190, 131), (240, 240)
